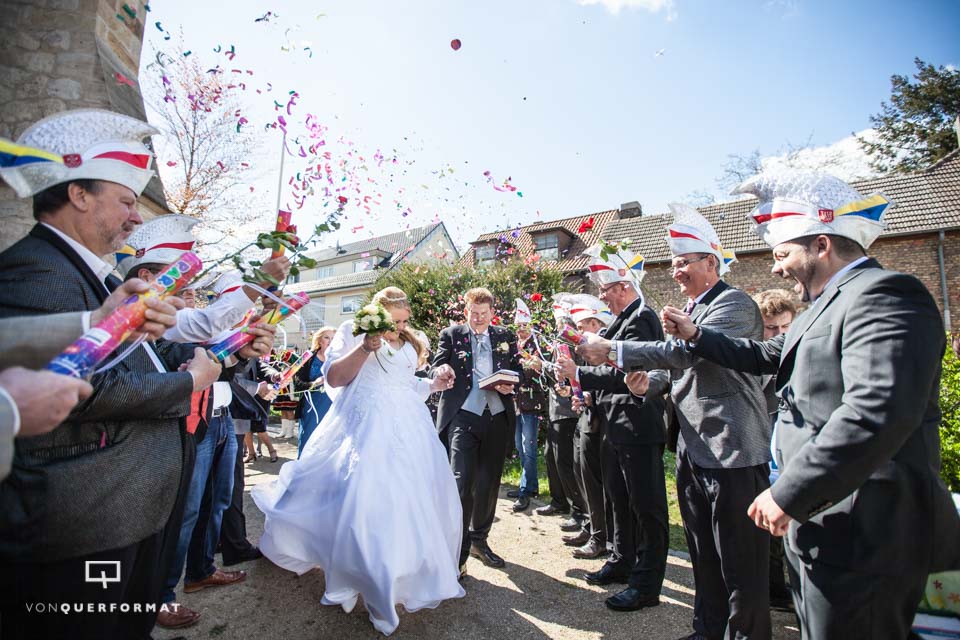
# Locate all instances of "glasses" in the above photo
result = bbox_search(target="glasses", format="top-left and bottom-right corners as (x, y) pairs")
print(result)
(671, 255), (710, 271)
(598, 282), (624, 294)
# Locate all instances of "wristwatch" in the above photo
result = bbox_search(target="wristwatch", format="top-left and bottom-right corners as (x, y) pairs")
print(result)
(607, 343), (617, 364)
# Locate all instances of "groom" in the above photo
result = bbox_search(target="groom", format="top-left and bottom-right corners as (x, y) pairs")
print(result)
(434, 287), (520, 574)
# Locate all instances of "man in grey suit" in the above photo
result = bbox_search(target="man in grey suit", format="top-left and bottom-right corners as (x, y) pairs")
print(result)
(0, 282), (183, 481)
(0, 109), (265, 640)
(662, 170), (960, 639)
(578, 204), (772, 640)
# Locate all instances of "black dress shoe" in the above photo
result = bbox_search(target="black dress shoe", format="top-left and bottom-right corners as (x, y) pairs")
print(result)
(605, 587), (660, 611)
(506, 489), (521, 499)
(584, 563), (630, 585)
(512, 495), (530, 512)
(559, 517), (583, 532)
(571, 540), (608, 559)
(469, 543), (506, 568)
(562, 530), (591, 546)
(675, 634), (714, 640)
(534, 504), (569, 516)
(222, 546), (263, 566)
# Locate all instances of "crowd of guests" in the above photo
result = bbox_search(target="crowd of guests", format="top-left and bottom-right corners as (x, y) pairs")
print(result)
(0, 106), (958, 640)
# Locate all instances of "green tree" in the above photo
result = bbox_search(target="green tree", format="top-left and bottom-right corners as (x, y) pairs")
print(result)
(373, 257), (567, 347)
(858, 58), (960, 173)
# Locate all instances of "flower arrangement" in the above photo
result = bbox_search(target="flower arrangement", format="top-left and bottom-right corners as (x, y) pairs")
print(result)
(352, 303), (396, 337)
(497, 341), (511, 354)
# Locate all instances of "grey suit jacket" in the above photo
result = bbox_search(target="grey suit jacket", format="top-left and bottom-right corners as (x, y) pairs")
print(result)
(0, 224), (195, 562)
(0, 312), (86, 370)
(0, 391), (14, 482)
(618, 281), (770, 469)
(692, 259), (960, 575)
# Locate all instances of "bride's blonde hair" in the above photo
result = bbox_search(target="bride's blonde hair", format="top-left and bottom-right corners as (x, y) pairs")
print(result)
(372, 286), (427, 367)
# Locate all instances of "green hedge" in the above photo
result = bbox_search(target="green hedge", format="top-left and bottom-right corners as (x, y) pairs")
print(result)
(939, 341), (960, 492)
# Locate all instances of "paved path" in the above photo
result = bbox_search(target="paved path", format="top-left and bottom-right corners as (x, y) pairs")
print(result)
(156, 437), (801, 640)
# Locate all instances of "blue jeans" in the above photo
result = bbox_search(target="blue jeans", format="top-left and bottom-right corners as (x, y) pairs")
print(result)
(162, 414), (236, 603)
(514, 413), (540, 496)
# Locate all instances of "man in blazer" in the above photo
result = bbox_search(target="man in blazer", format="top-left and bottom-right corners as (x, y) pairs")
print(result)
(0, 283), (182, 482)
(0, 109), (262, 639)
(434, 287), (520, 574)
(661, 170), (960, 639)
(578, 206), (772, 640)
(557, 272), (671, 613)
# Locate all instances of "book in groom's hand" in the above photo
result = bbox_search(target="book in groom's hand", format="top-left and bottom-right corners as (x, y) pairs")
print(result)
(478, 369), (520, 391)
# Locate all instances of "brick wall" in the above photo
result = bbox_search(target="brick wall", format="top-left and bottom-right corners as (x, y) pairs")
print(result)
(0, 0), (152, 251)
(574, 230), (960, 329)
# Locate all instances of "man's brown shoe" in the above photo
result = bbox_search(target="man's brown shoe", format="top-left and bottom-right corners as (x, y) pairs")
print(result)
(183, 568), (246, 593)
(155, 603), (200, 629)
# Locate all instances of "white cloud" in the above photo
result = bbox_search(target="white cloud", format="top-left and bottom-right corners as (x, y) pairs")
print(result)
(760, 129), (882, 182)
(577, 0), (676, 20)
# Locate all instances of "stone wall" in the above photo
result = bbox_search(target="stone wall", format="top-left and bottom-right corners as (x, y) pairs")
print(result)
(0, 0), (162, 251)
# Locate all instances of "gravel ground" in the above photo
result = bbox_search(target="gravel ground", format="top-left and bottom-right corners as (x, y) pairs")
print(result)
(156, 436), (801, 640)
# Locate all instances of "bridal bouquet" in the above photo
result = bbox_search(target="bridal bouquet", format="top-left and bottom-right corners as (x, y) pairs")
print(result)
(352, 303), (396, 336)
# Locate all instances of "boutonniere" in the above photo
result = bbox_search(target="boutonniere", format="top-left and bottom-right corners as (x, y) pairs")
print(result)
(497, 341), (510, 354)
(456, 350), (469, 360)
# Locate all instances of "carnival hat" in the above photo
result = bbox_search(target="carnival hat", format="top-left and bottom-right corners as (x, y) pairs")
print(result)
(514, 298), (532, 325)
(666, 202), (736, 275)
(733, 167), (891, 250)
(116, 214), (198, 277)
(567, 293), (613, 326)
(0, 109), (158, 198)
(583, 244), (646, 287)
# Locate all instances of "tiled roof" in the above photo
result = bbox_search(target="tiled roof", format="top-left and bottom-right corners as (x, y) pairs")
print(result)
(306, 222), (444, 267)
(602, 150), (960, 263)
(459, 209), (620, 273)
(284, 269), (380, 295)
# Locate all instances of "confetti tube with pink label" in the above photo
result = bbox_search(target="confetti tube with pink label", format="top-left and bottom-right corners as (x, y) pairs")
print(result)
(46, 252), (203, 378)
(271, 210), (293, 259)
(273, 350), (313, 391)
(556, 344), (584, 401)
(558, 326), (618, 367)
(207, 292), (310, 361)
(558, 326), (587, 345)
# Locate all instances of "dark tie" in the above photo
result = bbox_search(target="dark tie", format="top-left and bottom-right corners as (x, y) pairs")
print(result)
(683, 299), (696, 315)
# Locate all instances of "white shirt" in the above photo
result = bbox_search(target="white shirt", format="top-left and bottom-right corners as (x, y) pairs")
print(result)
(41, 223), (166, 373)
(164, 289), (254, 343)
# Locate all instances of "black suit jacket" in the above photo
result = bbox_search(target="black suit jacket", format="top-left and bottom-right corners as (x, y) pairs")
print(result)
(692, 259), (959, 574)
(578, 298), (669, 446)
(432, 323), (521, 432)
(0, 224), (196, 562)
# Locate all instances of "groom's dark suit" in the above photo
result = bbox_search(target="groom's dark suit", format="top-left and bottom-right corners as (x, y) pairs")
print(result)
(434, 323), (520, 566)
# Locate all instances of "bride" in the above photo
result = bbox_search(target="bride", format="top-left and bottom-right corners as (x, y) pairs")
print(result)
(252, 287), (464, 635)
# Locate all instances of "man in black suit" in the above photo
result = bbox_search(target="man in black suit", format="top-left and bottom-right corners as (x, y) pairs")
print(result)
(662, 170), (960, 639)
(0, 109), (272, 639)
(433, 287), (520, 575)
(557, 247), (670, 613)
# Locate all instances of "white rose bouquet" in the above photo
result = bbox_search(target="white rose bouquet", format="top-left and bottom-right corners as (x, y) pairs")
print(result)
(352, 302), (396, 337)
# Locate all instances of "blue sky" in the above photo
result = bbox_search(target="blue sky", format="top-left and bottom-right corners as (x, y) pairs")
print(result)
(142, 0), (960, 252)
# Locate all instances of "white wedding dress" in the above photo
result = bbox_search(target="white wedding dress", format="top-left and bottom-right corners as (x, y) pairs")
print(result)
(252, 321), (465, 635)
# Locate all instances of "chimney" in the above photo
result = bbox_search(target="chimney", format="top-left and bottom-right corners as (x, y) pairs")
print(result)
(619, 201), (642, 219)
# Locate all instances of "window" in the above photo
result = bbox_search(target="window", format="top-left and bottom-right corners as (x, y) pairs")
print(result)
(315, 266), (333, 279)
(475, 244), (495, 264)
(534, 233), (560, 261)
(303, 297), (326, 331)
(286, 271), (300, 284)
(354, 260), (372, 272)
(341, 295), (364, 314)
